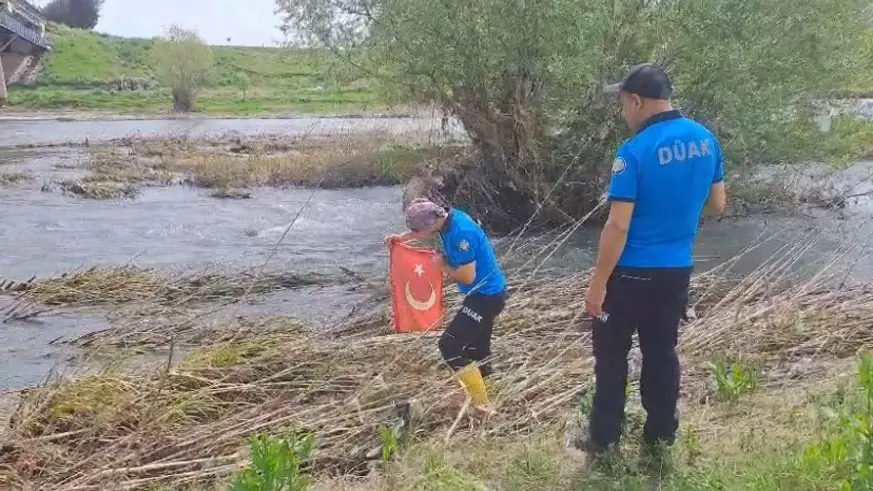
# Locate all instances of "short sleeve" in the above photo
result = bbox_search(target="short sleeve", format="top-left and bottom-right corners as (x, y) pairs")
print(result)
(608, 146), (639, 202)
(713, 140), (725, 184)
(445, 230), (478, 267)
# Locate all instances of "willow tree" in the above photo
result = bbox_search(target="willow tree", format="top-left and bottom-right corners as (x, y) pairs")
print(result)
(277, 0), (873, 232)
(151, 26), (214, 112)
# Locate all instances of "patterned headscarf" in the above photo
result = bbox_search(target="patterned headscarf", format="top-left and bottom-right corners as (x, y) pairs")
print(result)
(405, 198), (448, 232)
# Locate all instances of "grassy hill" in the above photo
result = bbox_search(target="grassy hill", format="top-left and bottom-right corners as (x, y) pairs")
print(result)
(5, 24), (384, 116)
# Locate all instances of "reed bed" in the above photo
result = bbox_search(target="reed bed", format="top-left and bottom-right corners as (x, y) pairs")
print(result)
(0, 265), (348, 325)
(0, 172), (33, 187)
(76, 131), (462, 193)
(1, 226), (871, 490)
(3, 253), (873, 490)
(11, 265), (340, 307)
(56, 180), (140, 200)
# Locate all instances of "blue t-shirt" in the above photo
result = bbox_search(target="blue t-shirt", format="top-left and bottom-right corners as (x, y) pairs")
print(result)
(608, 110), (724, 268)
(440, 209), (507, 296)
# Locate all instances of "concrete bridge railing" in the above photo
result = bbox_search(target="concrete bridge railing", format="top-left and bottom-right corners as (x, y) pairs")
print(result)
(0, 10), (47, 49)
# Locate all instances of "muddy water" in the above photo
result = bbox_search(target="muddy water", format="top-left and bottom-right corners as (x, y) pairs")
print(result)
(0, 115), (872, 391)
(0, 171), (406, 389)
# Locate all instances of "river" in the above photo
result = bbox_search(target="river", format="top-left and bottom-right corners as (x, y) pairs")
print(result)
(0, 116), (463, 148)
(0, 114), (872, 391)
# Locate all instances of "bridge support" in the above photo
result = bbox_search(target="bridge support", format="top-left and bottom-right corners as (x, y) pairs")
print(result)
(0, 54), (6, 106)
(1, 1), (51, 106)
(0, 51), (34, 105)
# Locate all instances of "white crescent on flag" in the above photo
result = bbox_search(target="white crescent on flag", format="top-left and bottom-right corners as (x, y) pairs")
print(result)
(405, 262), (437, 311)
(404, 280), (437, 311)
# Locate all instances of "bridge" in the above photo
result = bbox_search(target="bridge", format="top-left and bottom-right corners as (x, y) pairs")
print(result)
(0, 0), (49, 105)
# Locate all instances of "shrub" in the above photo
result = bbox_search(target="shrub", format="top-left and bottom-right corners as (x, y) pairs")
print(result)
(151, 25), (214, 112)
(234, 71), (250, 100)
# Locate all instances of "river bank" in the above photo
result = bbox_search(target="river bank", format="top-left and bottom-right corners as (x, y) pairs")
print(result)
(326, 352), (869, 491)
(2, 238), (873, 490)
(1, 113), (873, 489)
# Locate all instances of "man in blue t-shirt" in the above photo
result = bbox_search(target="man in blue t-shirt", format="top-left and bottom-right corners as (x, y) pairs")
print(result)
(582, 64), (727, 461)
(386, 199), (508, 413)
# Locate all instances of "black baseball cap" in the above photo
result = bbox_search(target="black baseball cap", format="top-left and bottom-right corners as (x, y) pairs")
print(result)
(603, 63), (673, 100)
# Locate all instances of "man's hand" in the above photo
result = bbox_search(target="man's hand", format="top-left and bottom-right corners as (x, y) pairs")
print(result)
(585, 278), (607, 318)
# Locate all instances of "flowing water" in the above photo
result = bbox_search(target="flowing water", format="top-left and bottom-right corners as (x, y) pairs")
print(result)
(0, 114), (872, 391)
(0, 116), (464, 148)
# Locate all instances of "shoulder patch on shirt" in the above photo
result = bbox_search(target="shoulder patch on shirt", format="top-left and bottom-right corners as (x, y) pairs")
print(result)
(612, 157), (627, 175)
(458, 239), (470, 252)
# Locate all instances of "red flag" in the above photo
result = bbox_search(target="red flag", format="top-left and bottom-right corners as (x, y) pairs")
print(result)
(389, 241), (444, 333)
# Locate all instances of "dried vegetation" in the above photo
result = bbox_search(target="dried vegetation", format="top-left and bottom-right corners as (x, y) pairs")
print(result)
(40, 131), (464, 201)
(1, 229), (872, 490)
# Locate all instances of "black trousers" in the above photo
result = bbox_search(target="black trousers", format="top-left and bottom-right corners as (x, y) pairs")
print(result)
(588, 266), (691, 449)
(439, 292), (507, 377)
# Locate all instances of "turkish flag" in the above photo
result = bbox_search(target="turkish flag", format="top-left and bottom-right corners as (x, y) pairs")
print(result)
(389, 241), (445, 333)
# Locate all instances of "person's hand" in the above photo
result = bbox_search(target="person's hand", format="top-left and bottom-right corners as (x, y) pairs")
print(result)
(585, 279), (607, 319)
(430, 252), (449, 273)
(384, 233), (404, 246)
(430, 252), (445, 268)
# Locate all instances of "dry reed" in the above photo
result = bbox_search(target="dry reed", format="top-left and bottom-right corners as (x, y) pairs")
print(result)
(2, 265), (336, 308)
(56, 180), (140, 200)
(0, 172), (32, 187)
(1, 229), (871, 490)
(78, 132), (462, 193)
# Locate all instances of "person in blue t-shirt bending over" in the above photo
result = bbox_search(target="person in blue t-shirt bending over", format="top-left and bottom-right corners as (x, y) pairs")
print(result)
(582, 64), (727, 460)
(386, 199), (508, 413)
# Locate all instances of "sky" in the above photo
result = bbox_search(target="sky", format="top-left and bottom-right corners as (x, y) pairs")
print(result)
(33, 0), (285, 46)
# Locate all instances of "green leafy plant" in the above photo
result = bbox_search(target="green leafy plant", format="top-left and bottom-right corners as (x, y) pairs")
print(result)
(230, 431), (316, 491)
(578, 385), (595, 417)
(803, 352), (873, 490)
(710, 358), (759, 403)
(378, 424), (400, 463)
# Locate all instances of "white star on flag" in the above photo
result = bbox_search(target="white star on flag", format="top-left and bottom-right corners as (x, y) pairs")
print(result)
(414, 263), (425, 277)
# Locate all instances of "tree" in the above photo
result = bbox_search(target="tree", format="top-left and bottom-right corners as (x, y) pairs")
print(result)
(150, 25), (214, 112)
(42, 0), (104, 30)
(233, 71), (250, 100)
(277, 0), (873, 232)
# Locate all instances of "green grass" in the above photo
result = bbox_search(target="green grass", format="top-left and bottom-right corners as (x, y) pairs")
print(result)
(4, 24), (383, 116)
(8, 86), (384, 115)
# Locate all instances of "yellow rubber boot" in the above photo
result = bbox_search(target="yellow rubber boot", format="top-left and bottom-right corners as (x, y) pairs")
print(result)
(456, 363), (495, 413)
